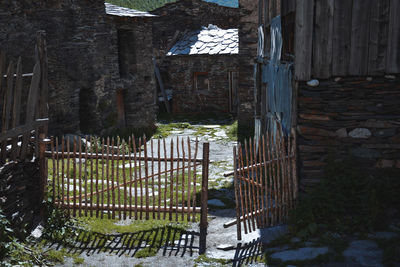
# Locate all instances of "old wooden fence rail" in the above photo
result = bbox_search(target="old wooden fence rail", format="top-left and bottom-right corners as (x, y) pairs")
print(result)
(44, 135), (210, 253)
(225, 122), (297, 240)
(0, 31), (48, 165)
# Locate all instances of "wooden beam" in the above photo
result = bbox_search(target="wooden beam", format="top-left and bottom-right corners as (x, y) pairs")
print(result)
(294, 0), (314, 81)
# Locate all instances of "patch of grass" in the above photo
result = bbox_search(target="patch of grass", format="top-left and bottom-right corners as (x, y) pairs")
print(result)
(73, 255), (85, 265)
(78, 216), (188, 235)
(223, 120), (238, 140)
(46, 248), (66, 263)
(194, 254), (230, 266)
(154, 122), (194, 138)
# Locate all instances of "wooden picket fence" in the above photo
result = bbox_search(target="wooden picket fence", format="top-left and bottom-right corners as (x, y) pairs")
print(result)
(0, 32), (48, 165)
(225, 122), (297, 240)
(45, 135), (210, 252)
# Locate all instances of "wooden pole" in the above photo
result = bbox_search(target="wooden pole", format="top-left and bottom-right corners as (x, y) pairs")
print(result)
(38, 133), (47, 213)
(199, 142), (209, 255)
(233, 146), (242, 240)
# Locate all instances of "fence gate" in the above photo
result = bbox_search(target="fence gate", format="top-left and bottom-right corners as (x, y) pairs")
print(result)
(45, 136), (209, 252)
(225, 122), (297, 240)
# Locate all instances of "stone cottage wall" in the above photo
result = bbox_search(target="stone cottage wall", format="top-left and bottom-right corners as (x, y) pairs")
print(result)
(238, 0), (258, 135)
(110, 17), (157, 130)
(152, 0), (240, 58)
(165, 54), (239, 114)
(297, 76), (400, 191)
(0, 0), (120, 135)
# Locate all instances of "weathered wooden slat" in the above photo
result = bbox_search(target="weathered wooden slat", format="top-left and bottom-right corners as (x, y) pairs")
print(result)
(133, 136), (138, 220)
(1, 61), (14, 163)
(138, 137), (143, 220)
(175, 137), (179, 221)
(312, 0), (334, 78)
(72, 138), (77, 217)
(122, 140), (127, 219)
(186, 137), (192, 222)
(55, 203), (201, 213)
(143, 136), (149, 220)
(163, 138), (167, 220)
(150, 139), (155, 220)
(157, 138), (161, 220)
(181, 138), (185, 221)
(95, 138), (100, 218)
(106, 138), (111, 219)
(11, 58), (23, 161)
(169, 139), (174, 221)
(349, 0), (372, 76)
(240, 144), (252, 232)
(294, 0), (314, 81)
(20, 62), (41, 159)
(111, 138), (116, 219)
(66, 137), (70, 217)
(233, 147), (242, 240)
(61, 137), (65, 210)
(78, 137), (83, 217)
(386, 0), (400, 73)
(191, 138), (199, 222)
(0, 119), (47, 143)
(115, 138), (120, 219)
(368, 0), (390, 75)
(128, 137), (133, 219)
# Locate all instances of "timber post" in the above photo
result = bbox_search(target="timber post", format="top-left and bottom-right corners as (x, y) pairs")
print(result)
(199, 142), (209, 254)
(38, 133), (48, 208)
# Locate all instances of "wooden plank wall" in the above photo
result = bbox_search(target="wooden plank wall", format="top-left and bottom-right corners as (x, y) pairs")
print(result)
(293, 0), (400, 81)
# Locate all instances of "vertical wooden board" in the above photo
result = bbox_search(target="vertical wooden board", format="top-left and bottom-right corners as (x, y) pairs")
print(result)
(332, 0), (353, 76)
(294, 0), (314, 81)
(386, 0), (400, 73)
(368, 0), (390, 75)
(349, 0), (372, 76)
(312, 0), (334, 78)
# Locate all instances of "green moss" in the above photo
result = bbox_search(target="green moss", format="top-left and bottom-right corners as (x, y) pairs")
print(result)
(194, 254), (230, 266)
(46, 248), (67, 263)
(73, 255), (85, 265)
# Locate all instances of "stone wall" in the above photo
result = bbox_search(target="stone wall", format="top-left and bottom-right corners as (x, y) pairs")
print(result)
(165, 55), (239, 114)
(110, 17), (157, 130)
(297, 76), (400, 191)
(152, 0), (240, 58)
(0, 1), (157, 136)
(238, 0), (258, 135)
(0, 0), (119, 135)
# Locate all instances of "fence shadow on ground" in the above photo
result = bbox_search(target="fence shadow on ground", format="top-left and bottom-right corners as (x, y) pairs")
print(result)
(46, 225), (200, 258)
(231, 238), (265, 267)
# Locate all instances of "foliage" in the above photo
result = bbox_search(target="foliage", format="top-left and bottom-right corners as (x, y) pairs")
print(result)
(288, 155), (400, 239)
(0, 209), (14, 260)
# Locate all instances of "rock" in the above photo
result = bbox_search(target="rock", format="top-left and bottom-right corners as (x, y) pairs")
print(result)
(367, 231), (398, 240)
(376, 159), (395, 168)
(307, 79), (320, 87)
(208, 199), (225, 207)
(203, 125), (220, 128)
(352, 148), (381, 159)
(366, 77), (373, 81)
(348, 128), (371, 139)
(334, 77), (342, 82)
(385, 75), (396, 80)
(373, 128), (396, 137)
(214, 130), (228, 138)
(336, 128), (347, 138)
(259, 225), (288, 244)
(290, 237), (301, 243)
(216, 244), (235, 250)
(30, 224), (44, 239)
(270, 246), (329, 262)
(343, 240), (382, 267)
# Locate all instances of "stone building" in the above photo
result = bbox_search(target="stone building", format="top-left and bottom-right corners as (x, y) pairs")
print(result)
(151, 0), (240, 115)
(240, 0), (400, 190)
(0, 1), (157, 136)
(165, 25), (239, 114)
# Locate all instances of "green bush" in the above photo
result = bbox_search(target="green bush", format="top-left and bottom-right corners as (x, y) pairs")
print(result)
(0, 209), (14, 260)
(289, 155), (400, 238)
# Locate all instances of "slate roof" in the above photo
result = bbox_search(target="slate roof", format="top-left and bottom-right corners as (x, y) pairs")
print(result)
(105, 3), (156, 17)
(167, 24), (239, 56)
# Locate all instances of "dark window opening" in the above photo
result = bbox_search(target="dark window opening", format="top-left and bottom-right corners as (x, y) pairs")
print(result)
(79, 87), (97, 134)
(116, 89), (126, 127)
(228, 71), (238, 113)
(194, 72), (209, 94)
(117, 29), (136, 78)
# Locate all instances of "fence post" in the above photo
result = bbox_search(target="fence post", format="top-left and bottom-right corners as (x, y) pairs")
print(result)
(38, 133), (48, 208)
(199, 142), (209, 254)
